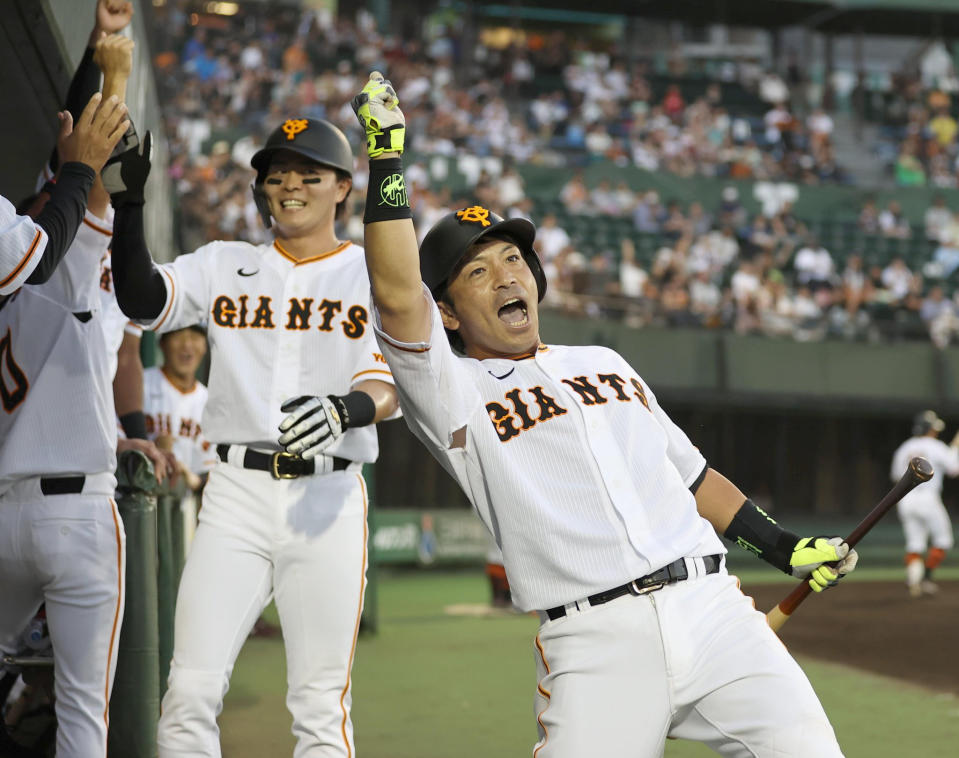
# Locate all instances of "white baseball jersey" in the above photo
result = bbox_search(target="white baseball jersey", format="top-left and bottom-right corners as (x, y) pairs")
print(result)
(140, 239), (394, 459)
(0, 194), (47, 295)
(0, 219), (117, 491)
(891, 435), (959, 504)
(143, 366), (216, 475)
(373, 289), (721, 611)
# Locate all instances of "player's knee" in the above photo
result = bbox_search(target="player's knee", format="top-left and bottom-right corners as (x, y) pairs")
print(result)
(159, 665), (229, 744)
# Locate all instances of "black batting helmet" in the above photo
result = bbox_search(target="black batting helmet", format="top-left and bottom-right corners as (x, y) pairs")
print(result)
(419, 206), (546, 302)
(912, 410), (945, 437)
(250, 118), (354, 228)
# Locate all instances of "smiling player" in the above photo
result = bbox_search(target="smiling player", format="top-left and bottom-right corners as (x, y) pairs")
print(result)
(108, 116), (399, 757)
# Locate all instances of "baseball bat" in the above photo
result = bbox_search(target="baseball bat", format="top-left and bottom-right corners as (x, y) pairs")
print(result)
(766, 456), (933, 632)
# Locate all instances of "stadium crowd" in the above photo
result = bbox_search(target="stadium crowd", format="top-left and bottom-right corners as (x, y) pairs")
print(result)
(146, 1), (958, 348)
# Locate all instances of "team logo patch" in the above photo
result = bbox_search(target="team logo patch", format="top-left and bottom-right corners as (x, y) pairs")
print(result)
(281, 119), (309, 141)
(456, 206), (492, 227)
(379, 173), (408, 207)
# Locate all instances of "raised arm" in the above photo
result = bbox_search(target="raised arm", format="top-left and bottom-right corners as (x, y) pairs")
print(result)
(352, 72), (431, 343)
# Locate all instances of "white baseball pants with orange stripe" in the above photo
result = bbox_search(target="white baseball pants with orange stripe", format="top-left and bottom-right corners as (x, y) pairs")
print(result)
(157, 462), (368, 758)
(532, 567), (843, 758)
(0, 473), (125, 758)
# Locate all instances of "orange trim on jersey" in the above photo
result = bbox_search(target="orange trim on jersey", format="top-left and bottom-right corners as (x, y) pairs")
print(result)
(386, 342), (431, 354)
(512, 344), (549, 361)
(0, 229), (43, 288)
(152, 268), (177, 331)
(351, 368), (394, 382)
(160, 366), (199, 395)
(83, 216), (113, 237)
(273, 239), (351, 266)
(104, 498), (124, 738)
(533, 634), (552, 758)
(339, 473), (369, 758)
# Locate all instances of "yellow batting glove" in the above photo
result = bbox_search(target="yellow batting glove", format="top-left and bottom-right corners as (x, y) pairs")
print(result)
(789, 536), (858, 593)
(351, 71), (406, 158)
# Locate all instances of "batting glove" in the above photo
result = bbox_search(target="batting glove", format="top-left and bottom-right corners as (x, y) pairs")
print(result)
(278, 395), (345, 459)
(351, 71), (406, 158)
(789, 536), (858, 593)
(102, 126), (151, 207)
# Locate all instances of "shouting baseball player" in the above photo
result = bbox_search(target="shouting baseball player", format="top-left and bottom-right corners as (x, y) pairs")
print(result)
(352, 72), (857, 757)
(891, 410), (959, 596)
(0, 65), (130, 758)
(108, 115), (399, 757)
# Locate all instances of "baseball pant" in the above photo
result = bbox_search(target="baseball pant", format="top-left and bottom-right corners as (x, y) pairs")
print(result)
(532, 562), (843, 758)
(157, 462), (368, 758)
(0, 473), (125, 758)
(897, 495), (955, 553)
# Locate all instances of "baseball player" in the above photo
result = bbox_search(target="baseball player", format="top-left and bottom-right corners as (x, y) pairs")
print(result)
(352, 72), (857, 757)
(145, 325), (217, 490)
(891, 410), (959, 596)
(0, 64), (130, 758)
(108, 116), (399, 757)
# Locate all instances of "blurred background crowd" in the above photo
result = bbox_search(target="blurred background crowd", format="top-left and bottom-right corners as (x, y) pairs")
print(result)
(148, 0), (959, 349)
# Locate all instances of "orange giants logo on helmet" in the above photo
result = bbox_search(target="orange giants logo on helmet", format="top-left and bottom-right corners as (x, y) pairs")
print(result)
(455, 206), (492, 227)
(281, 119), (309, 141)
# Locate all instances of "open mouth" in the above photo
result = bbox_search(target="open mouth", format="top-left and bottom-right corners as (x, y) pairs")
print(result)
(497, 298), (529, 327)
(280, 199), (306, 210)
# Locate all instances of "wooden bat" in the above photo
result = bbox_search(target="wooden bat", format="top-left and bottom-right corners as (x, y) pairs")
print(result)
(766, 456), (934, 632)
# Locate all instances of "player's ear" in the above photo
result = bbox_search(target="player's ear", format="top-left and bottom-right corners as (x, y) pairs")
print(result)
(336, 175), (352, 203)
(437, 300), (460, 331)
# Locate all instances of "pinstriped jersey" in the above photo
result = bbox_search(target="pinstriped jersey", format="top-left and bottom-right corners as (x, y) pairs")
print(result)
(140, 239), (394, 461)
(0, 194), (47, 295)
(374, 291), (723, 611)
(143, 366), (216, 476)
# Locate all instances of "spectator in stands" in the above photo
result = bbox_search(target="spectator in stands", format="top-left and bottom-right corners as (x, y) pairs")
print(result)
(688, 268), (723, 327)
(560, 170), (590, 214)
(858, 196), (881, 235)
(894, 141), (927, 186)
(792, 285), (826, 341)
(618, 237), (648, 300)
(632, 190), (662, 232)
(807, 107), (834, 159)
(591, 179), (621, 217)
(924, 194), (952, 242)
(933, 209), (959, 276)
(716, 186), (747, 230)
(920, 285), (959, 348)
(882, 256), (917, 305)
(879, 200), (911, 239)
(535, 213), (571, 264)
(793, 235), (836, 292)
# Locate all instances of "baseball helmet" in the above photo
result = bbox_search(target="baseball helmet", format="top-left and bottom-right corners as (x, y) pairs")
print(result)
(250, 118), (354, 228)
(912, 410), (946, 437)
(419, 206), (546, 302)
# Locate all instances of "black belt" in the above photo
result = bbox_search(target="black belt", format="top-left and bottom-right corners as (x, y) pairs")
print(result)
(216, 445), (349, 480)
(545, 554), (723, 621)
(40, 476), (85, 496)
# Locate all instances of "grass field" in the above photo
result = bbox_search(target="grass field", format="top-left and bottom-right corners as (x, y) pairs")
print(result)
(219, 566), (959, 758)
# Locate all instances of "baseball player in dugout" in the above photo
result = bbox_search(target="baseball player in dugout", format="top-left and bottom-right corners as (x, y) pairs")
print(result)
(353, 71), (860, 757)
(145, 326), (217, 494)
(0, 31), (132, 758)
(891, 410), (959, 597)
(108, 100), (400, 752)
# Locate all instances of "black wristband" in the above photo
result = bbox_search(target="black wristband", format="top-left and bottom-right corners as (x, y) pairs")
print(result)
(329, 391), (377, 431)
(119, 410), (148, 440)
(364, 157), (412, 224)
(723, 498), (800, 574)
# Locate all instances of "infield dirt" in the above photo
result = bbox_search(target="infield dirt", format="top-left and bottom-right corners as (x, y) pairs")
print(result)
(741, 580), (959, 696)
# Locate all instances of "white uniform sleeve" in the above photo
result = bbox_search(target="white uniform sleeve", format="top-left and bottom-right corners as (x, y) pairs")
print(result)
(643, 378), (707, 488)
(0, 194), (48, 295)
(938, 440), (959, 477)
(141, 243), (219, 333)
(371, 285), (480, 449)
